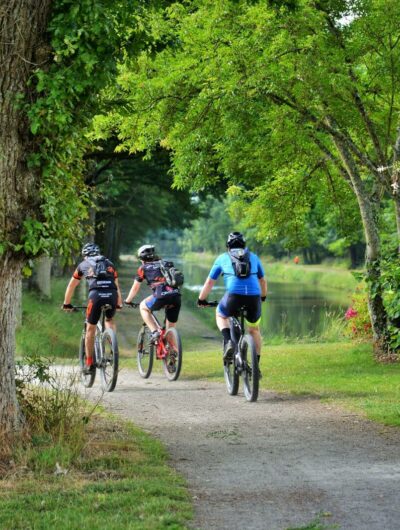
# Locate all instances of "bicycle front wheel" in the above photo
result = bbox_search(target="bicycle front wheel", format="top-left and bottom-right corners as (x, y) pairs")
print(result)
(79, 333), (96, 388)
(99, 328), (119, 392)
(162, 327), (182, 381)
(223, 354), (239, 396)
(137, 326), (154, 378)
(241, 333), (259, 402)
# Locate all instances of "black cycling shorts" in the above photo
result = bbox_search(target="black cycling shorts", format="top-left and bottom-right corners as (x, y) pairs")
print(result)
(146, 293), (181, 323)
(86, 290), (117, 325)
(217, 293), (262, 325)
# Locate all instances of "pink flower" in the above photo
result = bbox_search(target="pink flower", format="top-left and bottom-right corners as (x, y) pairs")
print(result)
(345, 307), (358, 320)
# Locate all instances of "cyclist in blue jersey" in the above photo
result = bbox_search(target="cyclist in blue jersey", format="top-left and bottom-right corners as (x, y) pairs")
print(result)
(197, 232), (267, 365)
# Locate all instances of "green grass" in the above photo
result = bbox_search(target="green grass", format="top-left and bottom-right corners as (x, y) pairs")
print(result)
(17, 278), (82, 359)
(182, 341), (400, 426)
(0, 415), (192, 530)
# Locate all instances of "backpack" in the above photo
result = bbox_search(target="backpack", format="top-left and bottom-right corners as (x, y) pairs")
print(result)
(88, 256), (114, 280)
(229, 248), (251, 278)
(159, 260), (184, 288)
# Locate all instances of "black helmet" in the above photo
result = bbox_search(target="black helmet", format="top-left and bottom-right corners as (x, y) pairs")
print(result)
(226, 232), (246, 249)
(82, 242), (100, 257)
(138, 244), (156, 261)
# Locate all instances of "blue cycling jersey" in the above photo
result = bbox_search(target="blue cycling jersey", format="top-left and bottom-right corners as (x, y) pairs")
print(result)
(209, 251), (265, 295)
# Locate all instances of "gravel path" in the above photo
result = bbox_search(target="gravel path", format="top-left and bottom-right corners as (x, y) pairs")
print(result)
(80, 367), (400, 530)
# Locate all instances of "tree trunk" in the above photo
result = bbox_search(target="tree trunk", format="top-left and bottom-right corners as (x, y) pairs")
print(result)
(333, 139), (392, 356)
(33, 256), (53, 298)
(0, 254), (23, 434)
(0, 1), (53, 433)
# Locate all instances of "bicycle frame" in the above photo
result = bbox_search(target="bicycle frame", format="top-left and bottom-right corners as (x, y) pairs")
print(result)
(151, 312), (170, 360)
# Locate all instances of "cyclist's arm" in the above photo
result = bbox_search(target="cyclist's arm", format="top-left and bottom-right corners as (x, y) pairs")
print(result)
(63, 277), (80, 305)
(198, 277), (216, 301)
(115, 278), (123, 307)
(125, 279), (141, 303)
(259, 277), (267, 298)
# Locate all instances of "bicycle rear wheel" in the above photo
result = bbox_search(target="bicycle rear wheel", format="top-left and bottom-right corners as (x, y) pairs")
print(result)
(241, 333), (259, 402)
(137, 325), (154, 378)
(79, 333), (96, 388)
(162, 327), (182, 381)
(99, 328), (119, 392)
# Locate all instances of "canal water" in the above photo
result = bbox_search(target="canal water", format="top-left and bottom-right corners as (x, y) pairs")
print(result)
(180, 260), (350, 339)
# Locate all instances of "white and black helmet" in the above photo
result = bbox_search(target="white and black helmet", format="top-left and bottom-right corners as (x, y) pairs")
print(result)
(82, 242), (100, 257)
(137, 244), (156, 261)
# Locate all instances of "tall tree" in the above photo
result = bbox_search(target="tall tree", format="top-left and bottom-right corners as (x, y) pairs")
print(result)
(0, 0), (144, 434)
(99, 0), (400, 356)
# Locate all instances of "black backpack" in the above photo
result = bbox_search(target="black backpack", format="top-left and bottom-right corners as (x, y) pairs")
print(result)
(88, 256), (114, 280)
(159, 260), (184, 288)
(229, 248), (251, 278)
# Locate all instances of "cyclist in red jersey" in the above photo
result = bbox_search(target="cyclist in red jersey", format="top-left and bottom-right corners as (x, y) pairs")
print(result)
(125, 245), (181, 342)
(62, 243), (122, 373)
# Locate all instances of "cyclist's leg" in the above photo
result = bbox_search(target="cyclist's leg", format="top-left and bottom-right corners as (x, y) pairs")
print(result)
(216, 292), (232, 336)
(244, 296), (262, 355)
(165, 294), (181, 329)
(104, 291), (118, 331)
(140, 296), (159, 332)
(85, 293), (102, 365)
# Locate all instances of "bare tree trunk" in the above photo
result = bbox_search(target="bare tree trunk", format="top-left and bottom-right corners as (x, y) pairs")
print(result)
(0, 1), (53, 433)
(0, 254), (23, 434)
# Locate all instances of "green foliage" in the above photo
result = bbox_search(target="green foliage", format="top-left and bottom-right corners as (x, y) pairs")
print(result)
(381, 255), (400, 350)
(20, 1), (145, 258)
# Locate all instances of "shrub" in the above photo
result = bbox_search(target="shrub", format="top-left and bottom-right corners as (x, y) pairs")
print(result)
(344, 286), (372, 341)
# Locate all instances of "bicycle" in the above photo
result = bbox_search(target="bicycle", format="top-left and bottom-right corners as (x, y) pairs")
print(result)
(73, 304), (119, 392)
(126, 303), (182, 381)
(203, 301), (259, 402)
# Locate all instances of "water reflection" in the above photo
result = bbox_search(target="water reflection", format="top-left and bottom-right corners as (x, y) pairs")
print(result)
(181, 260), (350, 338)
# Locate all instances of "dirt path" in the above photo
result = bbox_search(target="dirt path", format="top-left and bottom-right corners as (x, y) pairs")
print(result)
(76, 305), (400, 530)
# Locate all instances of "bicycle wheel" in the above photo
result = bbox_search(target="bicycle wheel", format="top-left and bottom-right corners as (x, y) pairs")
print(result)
(137, 325), (154, 378)
(241, 333), (259, 402)
(223, 351), (239, 396)
(79, 332), (96, 388)
(162, 327), (182, 381)
(99, 328), (119, 392)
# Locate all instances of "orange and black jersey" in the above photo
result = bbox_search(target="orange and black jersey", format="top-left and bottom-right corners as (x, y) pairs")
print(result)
(73, 257), (118, 291)
(135, 260), (166, 290)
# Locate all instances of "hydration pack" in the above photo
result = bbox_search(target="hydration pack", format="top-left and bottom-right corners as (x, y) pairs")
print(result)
(229, 248), (251, 278)
(88, 256), (114, 280)
(159, 260), (184, 288)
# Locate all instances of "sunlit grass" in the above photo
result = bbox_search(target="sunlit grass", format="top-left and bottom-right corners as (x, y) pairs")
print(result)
(182, 341), (400, 426)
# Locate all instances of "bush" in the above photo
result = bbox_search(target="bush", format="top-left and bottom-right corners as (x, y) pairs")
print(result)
(344, 286), (372, 341)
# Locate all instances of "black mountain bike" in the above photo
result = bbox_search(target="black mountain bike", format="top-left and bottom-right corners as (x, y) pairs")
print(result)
(204, 302), (259, 402)
(74, 304), (119, 392)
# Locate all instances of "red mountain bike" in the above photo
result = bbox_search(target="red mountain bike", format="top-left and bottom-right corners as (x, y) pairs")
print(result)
(127, 303), (182, 381)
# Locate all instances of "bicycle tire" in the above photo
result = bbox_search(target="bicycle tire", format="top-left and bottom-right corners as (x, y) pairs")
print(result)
(162, 327), (182, 381)
(223, 353), (239, 395)
(241, 333), (259, 402)
(79, 332), (96, 388)
(99, 328), (119, 392)
(137, 325), (154, 378)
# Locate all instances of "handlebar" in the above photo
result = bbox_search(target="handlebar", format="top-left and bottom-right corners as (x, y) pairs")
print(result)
(198, 301), (218, 308)
(124, 301), (140, 308)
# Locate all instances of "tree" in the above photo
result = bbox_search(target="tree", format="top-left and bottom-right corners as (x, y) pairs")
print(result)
(0, 0), (144, 434)
(99, 0), (400, 356)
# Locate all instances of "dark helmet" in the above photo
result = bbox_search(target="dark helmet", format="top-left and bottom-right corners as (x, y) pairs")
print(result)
(82, 242), (100, 257)
(226, 232), (246, 249)
(138, 244), (156, 261)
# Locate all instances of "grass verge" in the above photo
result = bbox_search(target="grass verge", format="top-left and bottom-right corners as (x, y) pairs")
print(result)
(182, 341), (400, 427)
(0, 414), (191, 530)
